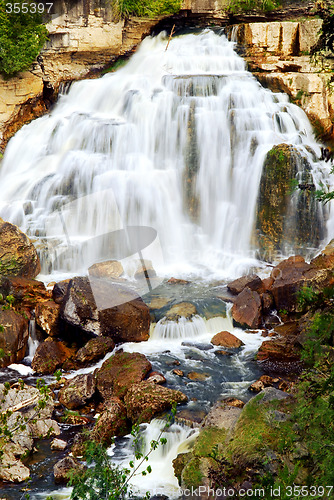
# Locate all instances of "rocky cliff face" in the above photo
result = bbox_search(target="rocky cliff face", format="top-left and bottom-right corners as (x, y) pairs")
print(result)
(229, 19), (334, 143)
(0, 3), (163, 152)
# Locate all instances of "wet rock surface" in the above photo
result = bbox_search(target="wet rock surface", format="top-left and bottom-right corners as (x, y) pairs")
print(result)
(58, 373), (96, 410)
(0, 218), (41, 278)
(61, 276), (150, 342)
(124, 381), (188, 423)
(96, 351), (152, 400)
(32, 339), (76, 374)
(232, 287), (262, 329)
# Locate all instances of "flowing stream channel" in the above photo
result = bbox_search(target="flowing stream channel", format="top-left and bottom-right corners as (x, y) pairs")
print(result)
(0, 29), (333, 499)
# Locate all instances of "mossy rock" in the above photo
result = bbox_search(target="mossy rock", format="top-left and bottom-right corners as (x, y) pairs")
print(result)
(193, 427), (227, 459)
(181, 456), (218, 489)
(256, 144), (323, 258)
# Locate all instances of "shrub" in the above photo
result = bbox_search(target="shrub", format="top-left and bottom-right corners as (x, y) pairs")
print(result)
(0, 0), (48, 77)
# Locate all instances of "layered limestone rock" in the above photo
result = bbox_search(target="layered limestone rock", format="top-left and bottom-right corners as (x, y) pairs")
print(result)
(230, 19), (334, 141)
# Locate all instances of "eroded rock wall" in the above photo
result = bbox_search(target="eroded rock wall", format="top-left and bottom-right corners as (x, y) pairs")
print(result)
(229, 19), (334, 143)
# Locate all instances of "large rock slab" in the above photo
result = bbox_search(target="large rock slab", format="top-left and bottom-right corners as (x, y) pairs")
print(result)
(61, 276), (150, 342)
(232, 287), (262, 329)
(58, 373), (96, 410)
(124, 381), (188, 423)
(96, 351), (152, 400)
(0, 310), (29, 367)
(32, 339), (75, 374)
(75, 336), (115, 367)
(0, 218), (40, 278)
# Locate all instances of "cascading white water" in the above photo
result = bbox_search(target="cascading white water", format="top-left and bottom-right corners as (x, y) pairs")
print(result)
(0, 30), (332, 281)
(108, 419), (198, 497)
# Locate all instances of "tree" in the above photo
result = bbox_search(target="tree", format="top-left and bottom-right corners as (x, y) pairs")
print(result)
(0, 0), (48, 77)
(311, 0), (334, 54)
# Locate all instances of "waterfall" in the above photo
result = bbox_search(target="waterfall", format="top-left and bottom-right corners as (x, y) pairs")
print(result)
(0, 30), (333, 282)
(26, 316), (39, 362)
(108, 419), (198, 498)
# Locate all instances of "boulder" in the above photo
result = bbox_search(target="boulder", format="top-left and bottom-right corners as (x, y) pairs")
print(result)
(0, 276), (50, 313)
(91, 397), (128, 444)
(35, 300), (60, 337)
(51, 438), (67, 451)
(210, 330), (244, 348)
(75, 337), (115, 367)
(58, 373), (96, 410)
(54, 456), (84, 484)
(249, 375), (278, 393)
(167, 277), (191, 285)
(165, 302), (197, 320)
(232, 288), (262, 329)
(311, 239), (334, 270)
(256, 144), (323, 257)
(88, 260), (124, 279)
(52, 279), (71, 304)
(134, 259), (156, 279)
(0, 218), (40, 278)
(124, 381), (188, 423)
(31, 339), (75, 374)
(96, 351), (152, 400)
(61, 277), (150, 342)
(271, 256), (313, 312)
(0, 310), (29, 367)
(202, 400), (242, 431)
(0, 451), (30, 483)
(257, 337), (302, 374)
(227, 274), (264, 295)
(147, 371), (166, 384)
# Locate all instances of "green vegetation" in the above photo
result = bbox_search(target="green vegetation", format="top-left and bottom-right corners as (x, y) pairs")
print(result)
(0, 0), (48, 77)
(227, 0), (282, 14)
(114, 0), (181, 17)
(311, 0), (334, 54)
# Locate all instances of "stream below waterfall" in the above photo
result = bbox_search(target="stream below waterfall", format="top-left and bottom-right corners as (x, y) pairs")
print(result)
(0, 27), (333, 499)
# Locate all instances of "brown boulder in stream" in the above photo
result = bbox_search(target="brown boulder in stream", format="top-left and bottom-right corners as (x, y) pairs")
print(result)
(232, 287), (262, 329)
(124, 381), (188, 424)
(32, 339), (75, 374)
(58, 373), (96, 410)
(227, 274), (264, 295)
(96, 351), (152, 400)
(61, 276), (150, 342)
(75, 337), (115, 367)
(91, 397), (128, 444)
(211, 330), (244, 348)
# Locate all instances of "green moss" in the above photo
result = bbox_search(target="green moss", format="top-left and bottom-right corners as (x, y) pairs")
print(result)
(193, 427), (227, 459)
(256, 144), (321, 258)
(227, 0), (282, 14)
(115, 0), (181, 17)
(182, 457), (204, 488)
